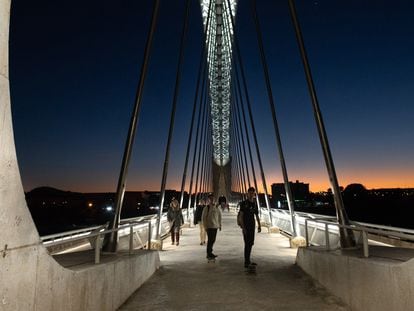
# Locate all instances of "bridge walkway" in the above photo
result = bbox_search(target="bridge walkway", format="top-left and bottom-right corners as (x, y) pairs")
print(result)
(120, 212), (348, 310)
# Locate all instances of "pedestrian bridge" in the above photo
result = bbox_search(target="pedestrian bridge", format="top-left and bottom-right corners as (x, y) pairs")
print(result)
(2, 1), (414, 310)
(46, 210), (414, 310)
(119, 211), (347, 310)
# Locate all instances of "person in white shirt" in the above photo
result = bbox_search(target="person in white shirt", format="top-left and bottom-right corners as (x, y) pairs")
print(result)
(201, 194), (222, 260)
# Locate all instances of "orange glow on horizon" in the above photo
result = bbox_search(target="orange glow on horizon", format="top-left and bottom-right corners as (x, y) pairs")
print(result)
(25, 169), (414, 194)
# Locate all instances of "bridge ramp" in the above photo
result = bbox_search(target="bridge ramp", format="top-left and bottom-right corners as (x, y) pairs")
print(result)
(120, 212), (348, 310)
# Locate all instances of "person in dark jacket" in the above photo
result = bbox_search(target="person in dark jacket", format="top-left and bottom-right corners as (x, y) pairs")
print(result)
(237, 187), (261, 268)
(167, 197), (184, 246)
(194, 198), (206, 245)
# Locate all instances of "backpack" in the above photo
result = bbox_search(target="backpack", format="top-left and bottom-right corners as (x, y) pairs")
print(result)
(237, 201), (244, 227)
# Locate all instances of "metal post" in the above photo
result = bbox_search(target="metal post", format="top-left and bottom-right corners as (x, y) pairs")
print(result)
(95, 233), (101, 264)
(288, 0), (355, 248)
(325, 223), (330, 250)
(362, 230), (369, 257)
(103, 0), (160, 252)
(305, 220), (309, 246)
(129, 226), (134, 254)
(148, 221), (152, 250)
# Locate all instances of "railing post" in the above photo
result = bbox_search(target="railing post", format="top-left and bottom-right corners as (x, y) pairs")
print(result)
(325, 223), (330, 250)
(362, 230), (369, 258)
(95, 233), (101, 264)
(305, 219), (309, 247)
(148, 221), (152, 250)
(270, 209), (273, 227)
(129, 226), (134, 254)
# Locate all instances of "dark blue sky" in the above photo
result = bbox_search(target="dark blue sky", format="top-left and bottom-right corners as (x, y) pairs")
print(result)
(9, 0), (414, 192)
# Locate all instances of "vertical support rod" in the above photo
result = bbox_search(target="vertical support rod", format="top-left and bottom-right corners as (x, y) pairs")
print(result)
(251, 0), (298, 236)
(95, 233), (101, 264)
(148, 221), (152, 250)
(325, 223), (330, 250)
(157, 0), (191, 238)
(193, 94), (208, 209)
(186, 73), (207, 212)
(103, 0), (160, 252)
(129, 226), (133, 254)
(287, 0), (355, 248)
(179, 0), (213, 218)
(305, 220), (309, 246)
(232, 98), (251, 189)
(362, 230), (369, 257)
(232, 75), (260, 211)
(224, 0), (272, 222)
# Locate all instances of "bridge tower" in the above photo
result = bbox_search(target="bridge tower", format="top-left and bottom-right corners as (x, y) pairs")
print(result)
(200, 0), (237, 200)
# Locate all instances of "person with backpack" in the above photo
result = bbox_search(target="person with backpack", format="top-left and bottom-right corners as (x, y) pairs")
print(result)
(237, 187), (261, 268)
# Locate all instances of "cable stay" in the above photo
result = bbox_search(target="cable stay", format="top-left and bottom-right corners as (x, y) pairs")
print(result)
(103, 0), (160, 252)
(156, 0), (192, 238)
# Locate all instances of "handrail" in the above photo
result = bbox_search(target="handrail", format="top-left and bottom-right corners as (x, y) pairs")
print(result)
(40, 212), (179, 259)
(45, 220), (155, 264)
(41, 214), (163, 243)
(350, 220), (414, 236)
(304, 218), (414, 258)
(120, 214), (158, 224)
(40, 225), (104, 242)
(259, 207), (414, 250)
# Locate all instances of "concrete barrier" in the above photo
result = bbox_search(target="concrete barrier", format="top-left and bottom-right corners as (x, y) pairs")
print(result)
(2, 245), (160, 311)
(296, 246), (414, 311)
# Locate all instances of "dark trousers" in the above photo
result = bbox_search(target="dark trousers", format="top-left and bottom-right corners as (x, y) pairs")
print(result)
(243, 229), (255, 264)
(170, 228), (179, 243)
(206, 228), (218, 257)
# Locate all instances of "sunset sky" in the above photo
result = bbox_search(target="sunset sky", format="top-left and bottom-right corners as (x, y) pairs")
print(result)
(9, 0), (414, 193)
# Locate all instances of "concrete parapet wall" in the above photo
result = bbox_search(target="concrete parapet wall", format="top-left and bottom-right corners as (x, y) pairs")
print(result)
(296, 247), (414, 311)
(1, 245), (160, 310)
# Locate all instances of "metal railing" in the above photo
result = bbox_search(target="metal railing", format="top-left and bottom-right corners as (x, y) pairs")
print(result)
(259, 207), (414, 253)
(44, 220), (153, 264)
(41, 209), (195, 255)
(304, 218), (414, 257)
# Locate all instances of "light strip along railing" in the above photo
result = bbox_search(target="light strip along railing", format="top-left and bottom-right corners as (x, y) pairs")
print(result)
(43, 221), (154, 264)
(304, 218), (414, 258)
(259, 207), (414, 255)
(41, 214), (157, 244)
(41, 225), (104, 244)
(41, 211), (194, 255)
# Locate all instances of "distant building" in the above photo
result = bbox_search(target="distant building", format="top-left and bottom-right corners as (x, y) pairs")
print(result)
(271, 180), (310, 206)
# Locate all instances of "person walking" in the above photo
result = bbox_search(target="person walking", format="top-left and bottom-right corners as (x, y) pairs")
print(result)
(218, 196), (229, 212)
(201, 194), (222, 260)
(237, 187), (261, 268)
(167, 197), (184, 246)
(194, 198), (207, 245)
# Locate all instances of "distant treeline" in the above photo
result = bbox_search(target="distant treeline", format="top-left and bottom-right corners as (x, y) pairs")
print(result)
(26, 184), (414, 235)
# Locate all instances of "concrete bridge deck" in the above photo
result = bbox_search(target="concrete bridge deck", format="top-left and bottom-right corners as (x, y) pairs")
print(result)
(120, 212), (348, 310)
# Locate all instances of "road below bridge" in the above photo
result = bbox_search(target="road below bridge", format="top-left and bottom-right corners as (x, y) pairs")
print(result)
(120, 212), (348, 310)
